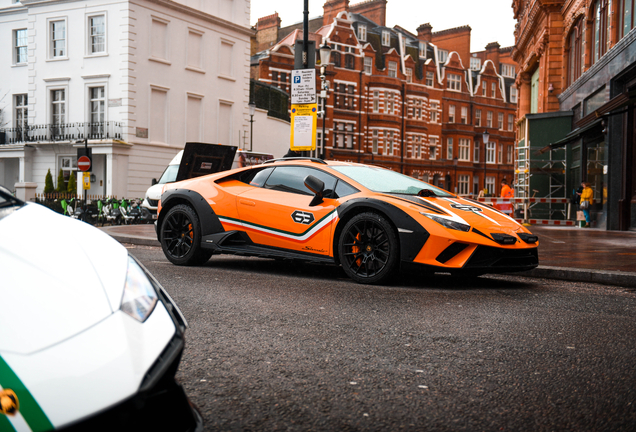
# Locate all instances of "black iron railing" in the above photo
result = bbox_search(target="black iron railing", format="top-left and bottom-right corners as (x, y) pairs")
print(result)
(250, 79), (290, 122)
(0, 121), (123, 145)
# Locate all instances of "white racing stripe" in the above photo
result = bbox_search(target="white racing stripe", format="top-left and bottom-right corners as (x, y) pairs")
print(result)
(441, 198), (501, 226)
(468, 198), (523, 226)
(219, 210), (339, 242)
(417, 198), (470, 226)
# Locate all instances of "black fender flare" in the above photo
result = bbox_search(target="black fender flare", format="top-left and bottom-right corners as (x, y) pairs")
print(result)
(157, 189), (224, 241)
(335, 198), (430, 262)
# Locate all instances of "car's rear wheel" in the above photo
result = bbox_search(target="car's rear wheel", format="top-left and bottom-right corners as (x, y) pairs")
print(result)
(160, 204), (212, 265)
(338, 212), (399, 284)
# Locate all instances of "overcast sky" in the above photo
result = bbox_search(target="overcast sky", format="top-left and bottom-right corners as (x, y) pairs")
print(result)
(251, 0), (517, 52)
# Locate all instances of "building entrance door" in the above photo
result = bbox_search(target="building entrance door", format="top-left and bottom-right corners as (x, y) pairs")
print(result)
(628, 103), (636, 230)
(586, 138), (607, 229)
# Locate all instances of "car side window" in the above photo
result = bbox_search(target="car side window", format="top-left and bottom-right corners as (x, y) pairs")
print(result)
(334, 180), (359, 198)
(264, 167), (338, 197)
(243, 167), (274, 187)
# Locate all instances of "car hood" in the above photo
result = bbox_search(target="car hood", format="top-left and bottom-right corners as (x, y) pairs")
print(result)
(0, 203), (128, 355)
(410, 195), (526, 234)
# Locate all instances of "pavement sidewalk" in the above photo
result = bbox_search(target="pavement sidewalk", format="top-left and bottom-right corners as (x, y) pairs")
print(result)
(100, 224), (636, 288)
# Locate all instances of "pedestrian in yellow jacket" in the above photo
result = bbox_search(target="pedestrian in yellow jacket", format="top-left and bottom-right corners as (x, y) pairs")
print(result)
(578, 182), (594, 227)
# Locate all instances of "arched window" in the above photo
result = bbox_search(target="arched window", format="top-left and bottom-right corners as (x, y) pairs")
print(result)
(568, 19), (584, 86)
(620, 0), (635, 38)
(332, 52), (341, 68)
(592, 0), (610, 63)
(344, 54), (355, 69)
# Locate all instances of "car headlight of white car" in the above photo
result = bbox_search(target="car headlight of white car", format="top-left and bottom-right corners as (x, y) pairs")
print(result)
(121, 256), (159, 322)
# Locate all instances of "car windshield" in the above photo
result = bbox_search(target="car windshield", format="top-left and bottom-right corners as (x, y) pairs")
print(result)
(158, 165), (179, 184)
(331, 165), (453, 197)
(0, 186), (23, 220)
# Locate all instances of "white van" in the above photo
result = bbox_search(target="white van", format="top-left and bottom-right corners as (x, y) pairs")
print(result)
(141, 150), (183, 220)
(141, 147), (274, 220)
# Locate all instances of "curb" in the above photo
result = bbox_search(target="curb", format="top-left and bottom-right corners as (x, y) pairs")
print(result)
(100, 227), (161, 247)
(102, 229), (636, 288)
(517, 266), (636, 288)
(111, 234), (160, 247)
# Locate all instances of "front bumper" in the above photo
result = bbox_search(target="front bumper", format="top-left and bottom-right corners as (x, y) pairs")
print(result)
(58, 260), (201, 431)
(59, 334), (202, 432)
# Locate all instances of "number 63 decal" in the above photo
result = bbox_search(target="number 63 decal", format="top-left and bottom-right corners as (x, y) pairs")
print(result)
(291, 210), (315, 225)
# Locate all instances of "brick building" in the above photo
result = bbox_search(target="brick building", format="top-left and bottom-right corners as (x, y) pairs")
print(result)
(252, 0), (518, 196)
(512, 0), (636, 230)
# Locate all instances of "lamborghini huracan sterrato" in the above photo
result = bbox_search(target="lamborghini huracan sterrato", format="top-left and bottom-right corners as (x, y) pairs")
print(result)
(157, 158), (538, 284)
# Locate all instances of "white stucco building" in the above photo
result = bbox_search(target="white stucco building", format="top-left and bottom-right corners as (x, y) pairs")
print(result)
(0, 0), (254, 197)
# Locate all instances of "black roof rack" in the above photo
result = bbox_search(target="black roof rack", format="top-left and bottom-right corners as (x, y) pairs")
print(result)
(263, 157), (327, 165)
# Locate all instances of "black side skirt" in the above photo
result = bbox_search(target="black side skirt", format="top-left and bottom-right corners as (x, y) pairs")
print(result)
(201, 231), (334, 264)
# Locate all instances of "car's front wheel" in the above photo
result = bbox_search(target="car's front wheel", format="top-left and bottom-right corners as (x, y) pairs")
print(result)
(160, 204), (212, 265)
(338, 212), (399, 284)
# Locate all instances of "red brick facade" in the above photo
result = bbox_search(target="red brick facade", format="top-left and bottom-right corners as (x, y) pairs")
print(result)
(253, 1), (517, 196)
(512, 0), (629, 119)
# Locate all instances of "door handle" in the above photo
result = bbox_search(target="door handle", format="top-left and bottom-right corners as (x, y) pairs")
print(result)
(239, 199), (256, 207)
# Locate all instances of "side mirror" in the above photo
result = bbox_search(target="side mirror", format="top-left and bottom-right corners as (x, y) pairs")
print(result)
(151, 178), (158, 186)
(304, 175), (324, 206)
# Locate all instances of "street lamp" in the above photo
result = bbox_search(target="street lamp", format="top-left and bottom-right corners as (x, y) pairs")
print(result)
(482, 130), (490, 194)
(318, 42), (332, 159)
(248, 102), (256, 152)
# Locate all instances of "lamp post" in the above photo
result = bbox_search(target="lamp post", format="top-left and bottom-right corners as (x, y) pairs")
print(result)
(482, 130), (490, 195)
(248, 102), (256, 152)
(318, 42), (332, 160)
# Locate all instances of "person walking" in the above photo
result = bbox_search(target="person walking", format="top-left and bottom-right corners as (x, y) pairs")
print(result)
(578, 182), (594, 228)
(499, 179), (514, 216)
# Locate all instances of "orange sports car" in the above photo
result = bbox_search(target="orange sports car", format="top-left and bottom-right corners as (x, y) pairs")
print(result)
(157, 157), (538, 284)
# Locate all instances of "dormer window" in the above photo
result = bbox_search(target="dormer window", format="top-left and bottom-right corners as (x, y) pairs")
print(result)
(419, 42), (426, 58)
(357, 24), (367, 42)
(437, 49), (448, 64)
(382, 30), (390, 47)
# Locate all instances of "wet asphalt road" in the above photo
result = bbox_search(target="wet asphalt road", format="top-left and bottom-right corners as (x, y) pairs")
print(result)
(129, 245), (636, 431)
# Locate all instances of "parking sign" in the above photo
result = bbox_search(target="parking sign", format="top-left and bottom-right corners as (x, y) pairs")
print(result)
(291, 69), (316, 105)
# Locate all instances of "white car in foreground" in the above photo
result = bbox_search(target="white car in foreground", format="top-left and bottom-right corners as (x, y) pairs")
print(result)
(0, 188), (202, 431)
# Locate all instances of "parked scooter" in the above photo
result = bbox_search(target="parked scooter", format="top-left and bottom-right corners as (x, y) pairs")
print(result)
(60, 197), (74, 216)
(71, 199), (99, 224)
(119, 198), (142, 225)
(101, 198), (122, 225)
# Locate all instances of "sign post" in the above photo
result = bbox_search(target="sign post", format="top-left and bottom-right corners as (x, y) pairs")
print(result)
(288, 0), (317, 157)
(290, 69), (317, 152)
(76, 139), (91, 218)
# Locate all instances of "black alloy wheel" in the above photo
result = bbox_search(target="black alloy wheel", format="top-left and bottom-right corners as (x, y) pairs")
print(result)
(338, 212), (399, 284)
(160, 204), (212, 266)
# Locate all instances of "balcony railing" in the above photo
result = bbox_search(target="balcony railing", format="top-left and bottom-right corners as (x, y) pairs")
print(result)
(0, 121), (123, 145)
(250, 79), (290, 122)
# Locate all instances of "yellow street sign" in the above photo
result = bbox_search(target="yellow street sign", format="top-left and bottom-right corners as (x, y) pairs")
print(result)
(83, 172), (91, 190)
(290, 103), (317, 151)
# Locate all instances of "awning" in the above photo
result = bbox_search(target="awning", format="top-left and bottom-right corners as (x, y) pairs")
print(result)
(537, 118), (603, 154)
(536, 90), (636, 154)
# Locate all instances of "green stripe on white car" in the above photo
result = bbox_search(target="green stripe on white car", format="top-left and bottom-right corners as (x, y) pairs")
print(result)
(0, 356), (53, 432)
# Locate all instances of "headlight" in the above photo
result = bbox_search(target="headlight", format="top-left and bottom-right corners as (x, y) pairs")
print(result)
(121, 255), (158, 322)
(422, 213), (470, 232)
